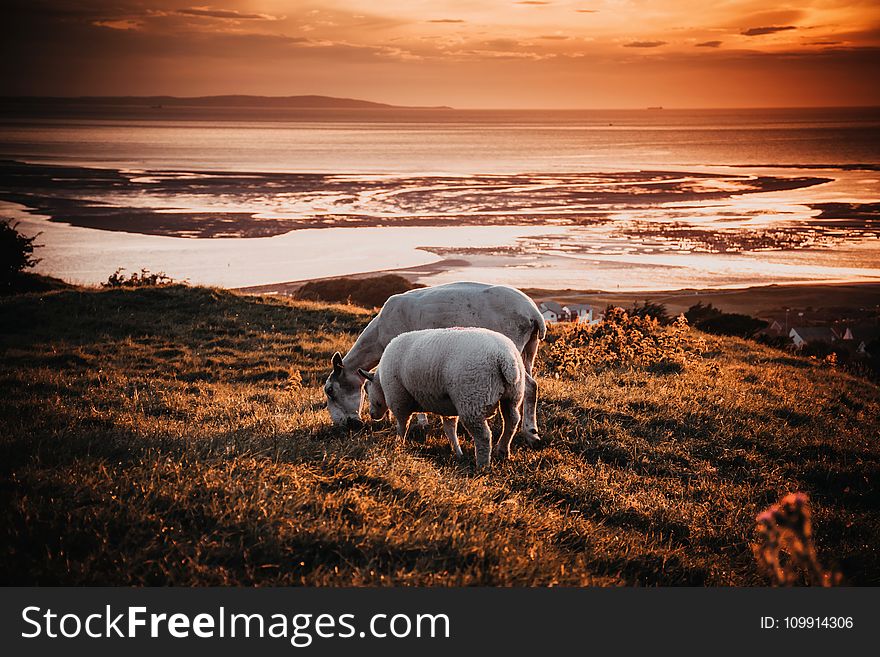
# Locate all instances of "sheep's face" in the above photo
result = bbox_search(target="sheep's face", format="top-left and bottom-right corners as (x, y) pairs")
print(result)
(362, 375), (388, 421)
(324, 352), (365, 430)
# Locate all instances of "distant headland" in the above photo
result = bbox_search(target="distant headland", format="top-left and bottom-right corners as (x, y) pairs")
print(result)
(0, 95), (453, 111)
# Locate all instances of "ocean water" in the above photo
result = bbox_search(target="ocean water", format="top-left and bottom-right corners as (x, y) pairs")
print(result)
(1, 107), (879, 291)
(3, 107), (879, 173)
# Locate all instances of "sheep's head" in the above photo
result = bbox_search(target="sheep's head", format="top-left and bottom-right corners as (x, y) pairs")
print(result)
(357, 368), (388, 421)
(324, 352), (365, 430)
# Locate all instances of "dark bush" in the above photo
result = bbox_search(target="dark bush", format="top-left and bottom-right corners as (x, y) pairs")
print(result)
(695, 312), (768, 338)
(684, 301), (722, 325)
(295, 274), (423, 308)
(686, 302), (767, 338)
(1, 220), (41, 287)
(629, 300), (670, 325)
(754, 334), (791, 350)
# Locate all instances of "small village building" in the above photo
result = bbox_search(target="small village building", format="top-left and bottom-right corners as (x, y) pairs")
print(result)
(789, 326), (837, 349)
(539, 301), (565, 323)
(539, 301), (598, 324)
(564, 303), (594, 324)
(843, 326), (880, 354)
(767, 320), (784, 335)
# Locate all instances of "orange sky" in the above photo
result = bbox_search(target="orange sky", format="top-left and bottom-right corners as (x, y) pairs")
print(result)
(3, 1), (879, 107)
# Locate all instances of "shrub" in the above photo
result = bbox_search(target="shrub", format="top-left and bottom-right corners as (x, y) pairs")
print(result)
(684, 301), (721, 325)
(541, 307), (702, 376)
(0, 220), (41, 284)
(754, 334), (791, 351)
(686, 302), (767, 338)
(629, 300), (670, 325)
(697, 313), (767, 338)
(295, 274), (423, 308)
(103, 268), (177, 288)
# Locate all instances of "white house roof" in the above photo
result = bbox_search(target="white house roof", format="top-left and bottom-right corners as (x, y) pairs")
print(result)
(539, 301), (565, 314)
(789, 327), (836, 343)
(849, 326), (880, 344)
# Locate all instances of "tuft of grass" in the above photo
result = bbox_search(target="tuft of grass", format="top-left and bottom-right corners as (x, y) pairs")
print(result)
(1, 285), (879, 585)
(103, 267), (179, 288)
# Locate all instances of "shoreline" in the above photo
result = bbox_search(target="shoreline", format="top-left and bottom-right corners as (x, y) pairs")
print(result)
(0, 159), (839, 239)
(5, 158), (879, 295)
(236, 269), (880, 319)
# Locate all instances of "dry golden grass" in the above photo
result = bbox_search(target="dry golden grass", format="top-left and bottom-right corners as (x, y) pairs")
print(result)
(1, 284), (879, 585)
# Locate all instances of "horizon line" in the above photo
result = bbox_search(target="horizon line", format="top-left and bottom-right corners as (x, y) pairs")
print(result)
(2, 95), (880, 113)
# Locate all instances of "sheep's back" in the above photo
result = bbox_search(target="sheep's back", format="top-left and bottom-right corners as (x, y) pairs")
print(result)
(378, 328), (521, 414)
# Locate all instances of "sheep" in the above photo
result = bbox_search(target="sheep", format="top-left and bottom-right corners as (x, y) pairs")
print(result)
(358, 327), (525, 467)
(324, 281), (544, 445)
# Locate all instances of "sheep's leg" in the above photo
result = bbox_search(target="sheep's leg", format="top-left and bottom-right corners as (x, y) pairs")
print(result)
(442, 416), (463, 458)
(520, 330), (541, 446)
(408, 412), (430, 442)
(495, 399), (521, 461)
(518, 373), (540, 447)
(388, 386), (417, 441)
(462, 416), (492, 468)
(390, 405), (413, 440)
(521, 329), (539, 376)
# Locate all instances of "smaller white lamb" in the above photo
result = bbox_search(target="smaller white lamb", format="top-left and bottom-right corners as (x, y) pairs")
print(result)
(358, 327), (525, 467)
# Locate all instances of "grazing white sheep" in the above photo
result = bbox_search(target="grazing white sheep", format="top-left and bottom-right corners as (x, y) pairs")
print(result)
(324, 281), (544, 446)
(358, 327), (525, 467)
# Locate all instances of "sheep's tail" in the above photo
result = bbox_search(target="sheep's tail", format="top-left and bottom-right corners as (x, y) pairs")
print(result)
(533, 316), (547, 340)
(498, 354), (521, 387)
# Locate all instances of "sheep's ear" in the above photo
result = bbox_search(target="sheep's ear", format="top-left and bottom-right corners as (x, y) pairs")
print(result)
(357, 368), (374, 382)
(331, 352), (344, 372)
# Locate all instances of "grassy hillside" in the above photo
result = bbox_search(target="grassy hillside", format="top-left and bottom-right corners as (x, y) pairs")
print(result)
(1, 284), (879, 585)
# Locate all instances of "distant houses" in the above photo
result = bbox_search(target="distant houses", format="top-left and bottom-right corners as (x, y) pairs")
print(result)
(841, 326), (880, 354)
(538, 301), (599, 324)
(535, 298), (880, 359)
(787, 324), (880, 354)
(539, 301), (565, 323)
(789, 327), (837, 349)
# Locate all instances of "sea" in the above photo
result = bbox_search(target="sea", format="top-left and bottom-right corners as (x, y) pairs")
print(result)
(1, 106), (878, 291)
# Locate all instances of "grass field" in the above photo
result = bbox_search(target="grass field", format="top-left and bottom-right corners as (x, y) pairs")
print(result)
(1, 284), (879, 585)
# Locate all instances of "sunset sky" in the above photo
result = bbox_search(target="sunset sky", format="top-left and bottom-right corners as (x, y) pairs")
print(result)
(4, 0), (879, 108)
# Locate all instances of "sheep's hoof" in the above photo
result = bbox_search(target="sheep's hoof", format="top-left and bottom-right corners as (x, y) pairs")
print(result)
(493, 448), (510, 461)
(519, 429), (541, 447)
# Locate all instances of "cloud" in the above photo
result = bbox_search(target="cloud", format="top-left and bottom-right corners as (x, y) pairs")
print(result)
(177, 7), (280, 21)
(696, 40), (722, 48)
(428, 19), (465, 24)
(539, 35), (569, 40)
(809, 40), (842, 46)
(623, 41), (667, 48)
(575, 9), (597, 12)
(742, 26), (797, 37)
(93, 19), (142, 31)
(515, 1), (550, 5)
(482, 38), (524, 50)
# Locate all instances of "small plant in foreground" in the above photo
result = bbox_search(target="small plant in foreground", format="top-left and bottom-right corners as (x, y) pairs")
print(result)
(752, 492), (841, 586)
(103, 268), (179, 288)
